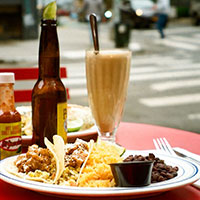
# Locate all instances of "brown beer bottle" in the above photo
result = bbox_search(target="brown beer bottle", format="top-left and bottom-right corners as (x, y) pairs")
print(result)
(32, 18), (67, 147)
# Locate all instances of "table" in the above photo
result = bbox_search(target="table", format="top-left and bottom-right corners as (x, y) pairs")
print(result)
(1, 122), (200, 200)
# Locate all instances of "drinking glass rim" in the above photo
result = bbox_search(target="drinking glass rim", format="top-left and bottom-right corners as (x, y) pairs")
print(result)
(85, 49), (132, 55)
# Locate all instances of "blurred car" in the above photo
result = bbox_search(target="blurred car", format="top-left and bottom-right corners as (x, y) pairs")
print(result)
(119, 0), (157, 29)
(190, 0), (200, 25)
(57, 0), (73, 16)
(37, 0), (73, 17)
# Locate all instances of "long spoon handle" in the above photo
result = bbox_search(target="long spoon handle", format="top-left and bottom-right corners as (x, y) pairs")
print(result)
(89, 13), (99, 53)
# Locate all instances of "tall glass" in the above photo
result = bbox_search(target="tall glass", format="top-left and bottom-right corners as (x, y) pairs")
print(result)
(86, 50), (131, 142)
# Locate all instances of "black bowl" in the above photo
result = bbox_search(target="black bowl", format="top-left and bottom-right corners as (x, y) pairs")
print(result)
(110, 161), (153, 187)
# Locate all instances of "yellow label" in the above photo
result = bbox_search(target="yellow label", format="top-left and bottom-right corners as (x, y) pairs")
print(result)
(0, 121), (22, 160)
(57, 102), (67, 143)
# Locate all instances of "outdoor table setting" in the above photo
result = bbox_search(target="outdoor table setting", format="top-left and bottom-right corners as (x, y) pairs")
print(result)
(0, 122), (200, 200)
(1, 2), (200, 200)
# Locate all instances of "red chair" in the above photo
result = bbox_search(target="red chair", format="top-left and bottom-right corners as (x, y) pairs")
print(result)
(0, 67), (70, 103)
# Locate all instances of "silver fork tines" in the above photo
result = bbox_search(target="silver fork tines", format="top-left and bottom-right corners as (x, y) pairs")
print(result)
(153, 137), (177, 156)
(153, 137), (200, 189)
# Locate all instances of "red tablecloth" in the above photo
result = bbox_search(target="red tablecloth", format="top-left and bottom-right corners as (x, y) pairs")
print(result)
(116, 122), (200, 154)
(1, 122), (200, 200)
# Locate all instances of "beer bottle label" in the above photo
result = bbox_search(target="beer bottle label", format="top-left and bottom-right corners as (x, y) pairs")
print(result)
(57, 102), (67, 143)
(0, 121), (22, 160)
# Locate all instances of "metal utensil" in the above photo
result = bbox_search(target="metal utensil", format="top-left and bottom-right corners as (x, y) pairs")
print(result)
(153, 137), (200, 188)
(173, 148), (200, 165)
(153, 137), (200, 164)
(153, 137), (177, 156)
(89, 13), (99, 54)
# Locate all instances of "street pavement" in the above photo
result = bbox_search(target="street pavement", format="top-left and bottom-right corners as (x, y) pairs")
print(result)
(0, 18), (200, 134)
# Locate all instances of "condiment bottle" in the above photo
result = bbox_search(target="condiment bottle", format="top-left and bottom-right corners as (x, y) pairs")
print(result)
(32, 19), (67, 147)
(0, 73), (22, 160)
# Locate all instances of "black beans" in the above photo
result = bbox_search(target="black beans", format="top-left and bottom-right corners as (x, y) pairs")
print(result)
(123, 153), (179, 183)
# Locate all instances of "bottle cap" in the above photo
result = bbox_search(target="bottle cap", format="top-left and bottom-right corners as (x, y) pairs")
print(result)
(0, 73), (15, 83)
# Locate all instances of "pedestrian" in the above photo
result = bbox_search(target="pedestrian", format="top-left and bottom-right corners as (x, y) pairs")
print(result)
(154, 0), (170, 39)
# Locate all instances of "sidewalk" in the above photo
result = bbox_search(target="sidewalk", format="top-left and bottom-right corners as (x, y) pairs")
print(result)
(0, 21), (89, 64)
(0, 20), (111, 64)
(0, 18), (143, 66)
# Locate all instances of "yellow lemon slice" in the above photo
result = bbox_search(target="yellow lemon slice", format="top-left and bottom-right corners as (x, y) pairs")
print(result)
(43, 1), (57, 20)
(67, 118), (84, 132)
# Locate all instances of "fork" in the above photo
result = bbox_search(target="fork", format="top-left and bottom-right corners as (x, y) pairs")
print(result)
(153, 137), (200, 164)
(153, 137), (200, 189)
(153, 137), (177, 156)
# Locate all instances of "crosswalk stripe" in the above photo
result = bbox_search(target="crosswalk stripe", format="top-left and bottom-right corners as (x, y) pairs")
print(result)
(64, 68), (200, 87)
(66, 61), (199, 78)
(142, 26), (199, 36)
(193, 33), (200, 38)
(132, 67), (159, 73)
(140, 93), (200, 107)
(61, 50), (85, 60)
(188, 113), (200, 120)
(66, 60), (199, 77)
(170, 35), (200, 44)
(156, 39), (199, 51)
(130, 69), (200, 82)
(165, 26), (199, 34)
(66, 56), (190, 68)
(131, 56), (179, 65)
(63, 65), (200, 88)
(69, 88), (88, 97)
(151, 79), (200, 91)
(132, 63), (199, 74)
(62, 78), (86, 86)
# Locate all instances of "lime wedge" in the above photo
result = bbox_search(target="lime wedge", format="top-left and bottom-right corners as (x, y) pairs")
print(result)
(67, 118), (84, 132)
(97, 139), (126, 157)
(119, 147), (126, 157)
(43, 1), (57, 20)
(110, 142), (126, 157)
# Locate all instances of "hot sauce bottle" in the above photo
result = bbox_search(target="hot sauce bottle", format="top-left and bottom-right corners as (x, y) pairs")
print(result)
(0, 73), (22, 160)
(32, 2), (67, 147)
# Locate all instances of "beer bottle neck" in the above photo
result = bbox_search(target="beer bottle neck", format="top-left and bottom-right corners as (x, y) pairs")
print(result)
(39, 20), (60, 79)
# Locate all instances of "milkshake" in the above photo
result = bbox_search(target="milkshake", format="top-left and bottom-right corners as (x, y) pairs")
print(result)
(86, 50), (131, 141)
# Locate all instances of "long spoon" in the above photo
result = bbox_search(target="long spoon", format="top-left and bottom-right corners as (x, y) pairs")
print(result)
(89, 13), (100, 54)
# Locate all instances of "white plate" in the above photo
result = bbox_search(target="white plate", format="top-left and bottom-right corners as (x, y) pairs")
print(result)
(17, 105), (97, 141)
(21, 126), (97, 139)
(22, 126), (98, 144)
(0, 150), (200, 199)
(67, 125), (97, 136)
